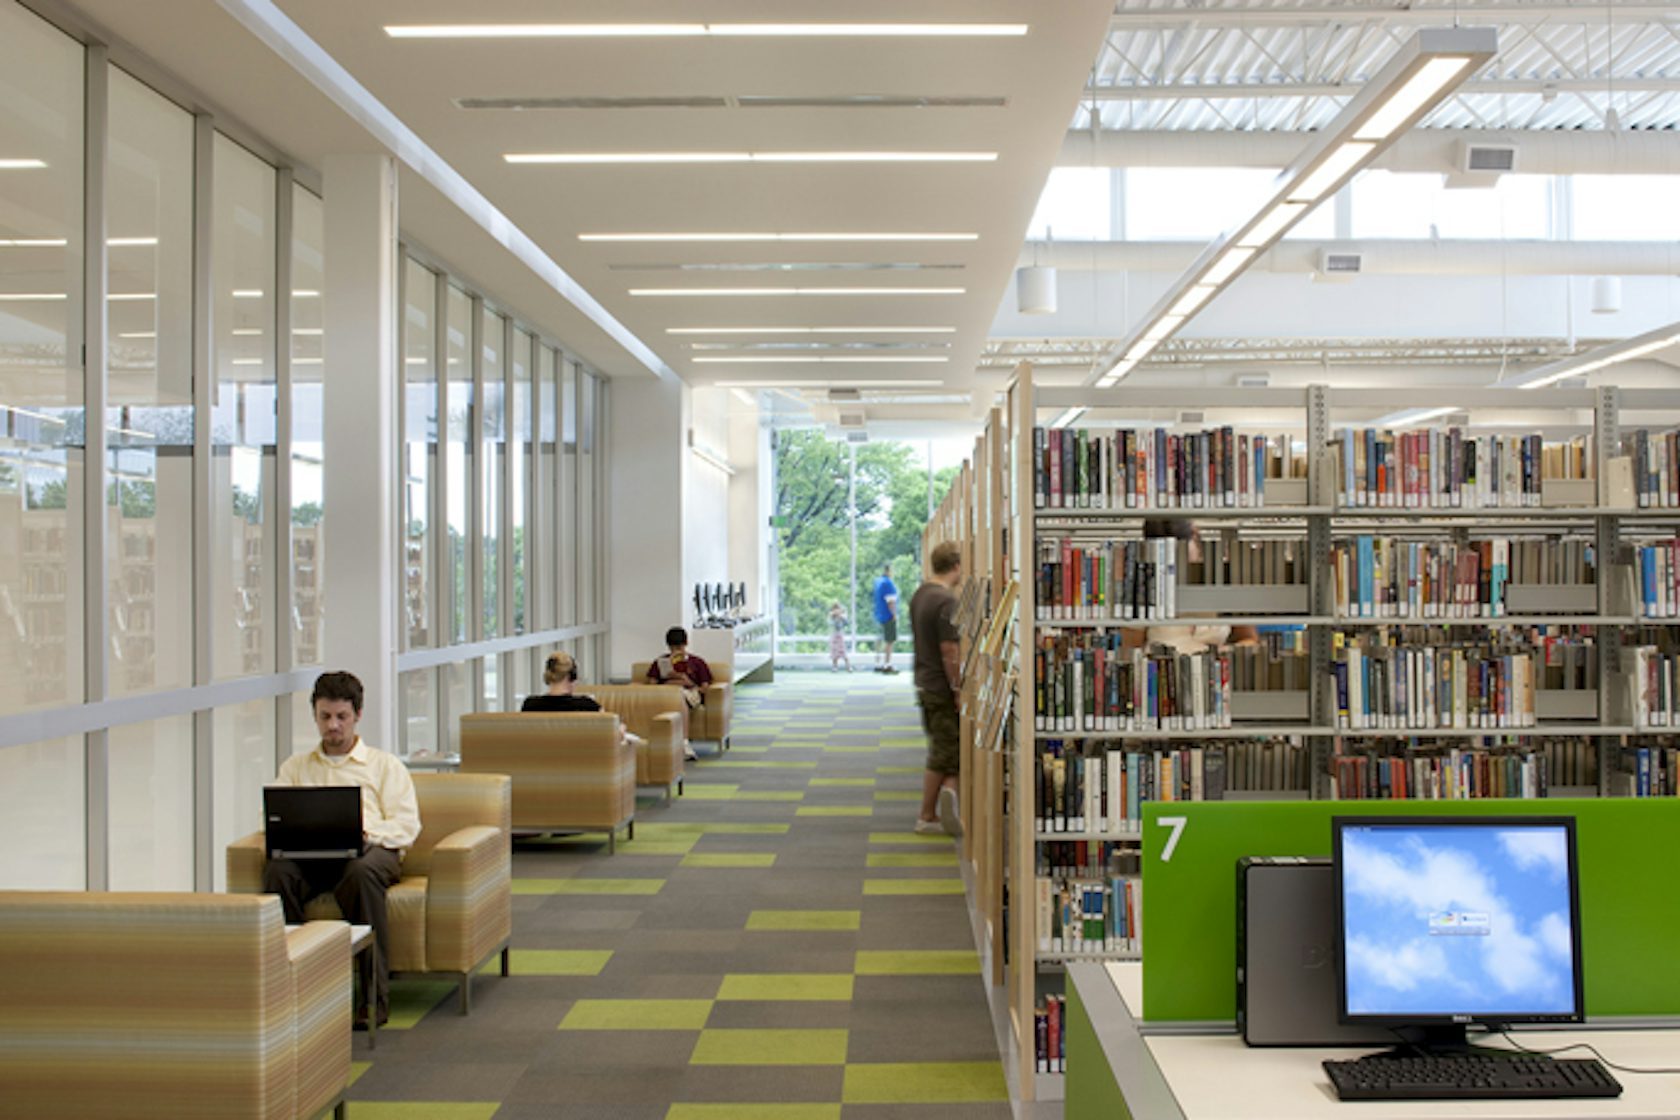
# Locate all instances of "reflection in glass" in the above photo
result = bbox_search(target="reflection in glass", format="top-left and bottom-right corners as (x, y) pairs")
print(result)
(510, 328), (531, 634)
(537, 345), (557, 630)
(108, 715), (193, 889)
(0, 4), (86, 711)
(210, 134), (277, 680)
(290, 184), (324, 665)
(559, 360), (577, 626)
(212, 698), (275, 891)
(400, 666), (437, 757)
(403, 258), (437, 649)
(579, 373), (597, 624)
(106, 65), (193, 697)
(481, 307), (503, 639)
(446, 287), (471, 643)
(0, 737), (85, 887)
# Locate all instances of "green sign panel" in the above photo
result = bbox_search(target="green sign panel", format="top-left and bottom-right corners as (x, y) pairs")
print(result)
(1140, 798), (1680, 1022)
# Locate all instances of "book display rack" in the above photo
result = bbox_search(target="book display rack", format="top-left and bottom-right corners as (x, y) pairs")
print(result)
(926, 369), (1680, 1102)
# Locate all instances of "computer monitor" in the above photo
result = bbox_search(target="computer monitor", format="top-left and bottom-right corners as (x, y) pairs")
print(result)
(1332, 815), (1585, 1055)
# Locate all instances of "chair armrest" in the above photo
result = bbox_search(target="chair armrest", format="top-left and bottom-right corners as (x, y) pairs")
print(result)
(287, 920), (353, 1120)
(704, 682), (731, 728)
(425, 825), (512, 973)
(227, 830), (267, 894)
(648, 710), (683, 752)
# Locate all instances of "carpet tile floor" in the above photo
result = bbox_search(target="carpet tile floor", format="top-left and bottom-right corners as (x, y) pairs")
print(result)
(345, 669), (1011, 1120)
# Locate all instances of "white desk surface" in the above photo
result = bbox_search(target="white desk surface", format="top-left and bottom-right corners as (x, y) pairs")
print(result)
(1101, 962), (1680, 1120)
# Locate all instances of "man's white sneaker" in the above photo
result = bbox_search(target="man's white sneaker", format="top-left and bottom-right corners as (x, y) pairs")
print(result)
(683, 745), (699, 761)
(938, 786), (963, 838)
(913, 818), (943, 835)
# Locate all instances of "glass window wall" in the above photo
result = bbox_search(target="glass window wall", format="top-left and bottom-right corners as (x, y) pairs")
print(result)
(289, 184), (324, 666)
(480, 306), (503, 640)
(402, 259), (436, 650)
(210, 134), (277, 680)
(107, 716), (193, 889)
(0, 2), (86, 712)
(445, 286), (471, 644)
(105, 65), (193, 697)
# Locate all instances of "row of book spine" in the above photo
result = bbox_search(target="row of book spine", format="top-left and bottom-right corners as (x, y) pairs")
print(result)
(1035, 538), (1178, 620)
(1033, 641), (1232, 731)
(1033, 426), (1301, 511)
(1329, 639), (1553, 730)
(1034, 742), (1311, 831)
(1035, 876), (1141, 955)
(1037, 841), (1142, 880)
(1035, 995), (1066, 1074)
(1330, 747), (1555, 800)
(1615, 744), (1679, 796)
(1630, 646), (1679, 729)
(1331, 536), (1595, 618)
(1333, 428), (1586, 509)
(1637, 539), (1679, 618)
(1334, 736), (1599, 786)
(1626, 429), (1679, 508)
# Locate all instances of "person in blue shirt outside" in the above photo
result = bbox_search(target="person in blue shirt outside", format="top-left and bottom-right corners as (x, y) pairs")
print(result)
(872, 563), (900, 674)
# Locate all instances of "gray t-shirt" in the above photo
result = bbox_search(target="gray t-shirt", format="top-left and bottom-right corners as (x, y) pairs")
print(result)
(909, 581), (959, 694)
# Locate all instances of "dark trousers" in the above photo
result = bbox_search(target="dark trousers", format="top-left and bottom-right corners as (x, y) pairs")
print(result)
(263, 847), (403, 1014)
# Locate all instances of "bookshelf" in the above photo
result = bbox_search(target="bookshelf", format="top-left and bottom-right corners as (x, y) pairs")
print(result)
(921, 370), (1680, 1102)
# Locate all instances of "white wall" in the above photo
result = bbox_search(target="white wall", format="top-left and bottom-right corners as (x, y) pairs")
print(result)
(726, 394), (770, 616)
(608, 376), (686, 674)
(685, 388), (732, 611)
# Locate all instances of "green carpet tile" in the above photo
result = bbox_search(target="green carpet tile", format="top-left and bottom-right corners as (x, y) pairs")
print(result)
(346, 670), (1011, 1120)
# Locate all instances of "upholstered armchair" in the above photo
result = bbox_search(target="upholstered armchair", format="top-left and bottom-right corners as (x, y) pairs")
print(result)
(0, 891), (351, 1120)
(229, 771), (512, 1014)
(459, 711), (637, 851)
(580, 683), (688, 797)
(630, 659), (733, 751)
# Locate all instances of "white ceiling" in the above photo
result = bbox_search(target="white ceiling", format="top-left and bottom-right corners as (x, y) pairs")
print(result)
(61, 0), (1118, 394)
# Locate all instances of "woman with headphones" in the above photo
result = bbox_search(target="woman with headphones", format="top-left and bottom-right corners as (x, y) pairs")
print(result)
(521, 651), (602, 712)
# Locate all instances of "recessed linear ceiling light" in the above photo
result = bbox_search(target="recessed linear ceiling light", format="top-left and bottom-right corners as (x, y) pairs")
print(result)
(507, 151), (995, 165)
(583, 232), (977, 243)
(629, 287), (965, 297)
(107, 293), (157, 301)
(0, 159), (47, 169)
(0, 292), (67, 301)
(387, 23), (1028, 39)
(692, 355), (949, 364)
(1094, 27), (1495, 386)
(687, 341), (950, 352)
(607, 262), (962, 273)
(458, 94), (1007, 111)
(711, 379), (945, 388)
(667, 326), (956, 335)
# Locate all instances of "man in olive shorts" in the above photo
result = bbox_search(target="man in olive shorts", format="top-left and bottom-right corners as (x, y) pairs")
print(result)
(911, 541), (964, 837)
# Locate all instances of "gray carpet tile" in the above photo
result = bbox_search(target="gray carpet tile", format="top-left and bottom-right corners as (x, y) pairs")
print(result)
(349, 670), (1014, 1117)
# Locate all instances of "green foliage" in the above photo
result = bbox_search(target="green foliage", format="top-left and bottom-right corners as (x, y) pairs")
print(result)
(291, 501), (323, 527)
(773, 431), (957, 639)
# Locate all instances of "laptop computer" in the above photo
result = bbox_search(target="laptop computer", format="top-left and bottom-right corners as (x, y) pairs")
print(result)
(264, 786), (363, 860)
(1236, 856), (1394, 1047)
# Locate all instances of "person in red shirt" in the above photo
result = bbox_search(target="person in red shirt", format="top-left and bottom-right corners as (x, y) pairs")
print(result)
(647, 626), (710, 758)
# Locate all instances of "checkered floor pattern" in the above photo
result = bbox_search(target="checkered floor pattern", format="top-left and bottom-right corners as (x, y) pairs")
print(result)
(344, 669), (1009, 1120)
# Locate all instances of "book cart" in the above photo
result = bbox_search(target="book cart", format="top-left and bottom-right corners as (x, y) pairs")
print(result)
(925, 366), (1680, 1103)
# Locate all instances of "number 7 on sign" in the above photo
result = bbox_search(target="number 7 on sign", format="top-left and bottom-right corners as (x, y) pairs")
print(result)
(1157, 815), (1187, 862)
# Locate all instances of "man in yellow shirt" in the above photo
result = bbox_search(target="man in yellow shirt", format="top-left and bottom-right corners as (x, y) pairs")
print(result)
(263, 671), (421, 1027)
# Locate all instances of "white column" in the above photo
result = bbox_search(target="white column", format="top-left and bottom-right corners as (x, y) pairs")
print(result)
(322, 153), (399, 744)
(608, 376), (686, 674)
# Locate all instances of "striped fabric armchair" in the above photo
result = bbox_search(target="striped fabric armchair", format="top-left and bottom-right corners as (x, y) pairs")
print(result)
(229, 771), (513, 1014)
(458, 711), (637, 851)
(0, 891), (351, 1120)
(631, 659), (734, 751)
(582, 684), (689, 797)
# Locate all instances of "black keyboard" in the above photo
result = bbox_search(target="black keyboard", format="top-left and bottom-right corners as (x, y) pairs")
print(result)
(1324, 1054), (1623, 1101)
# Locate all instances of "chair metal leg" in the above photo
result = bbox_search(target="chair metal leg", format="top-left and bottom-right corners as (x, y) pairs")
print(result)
(628, 819), (635, 840)
(608, 828), (615, 855)
(459, 970), (472, 1015)
(678, 777), (684, 796)
(500, 945), (511, 978)
(334, 1100), (347, 1120)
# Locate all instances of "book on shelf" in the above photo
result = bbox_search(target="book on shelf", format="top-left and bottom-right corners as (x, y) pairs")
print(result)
(1610, 743), (1679, 797)
(1630, 644), (1677, 729)
(1331, 746), (1553, 800)
(1037, 841), (1142, 879)
(1331, 535), (1597, 619)
(1034, 426), (1305, 511)
(1623, 428), (1679, 509)
(1036, 537), (1177, 620)
(1034, 638), (1232, 730)
(1636, 539), (1678, 618)
(1035, 876), (1141, 957)
(1328, 630), (1599, 730)
(1034, 740), (1309, 832)
(1332, 427), (1591, 509)
(1035, 995), (1065, 1074)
